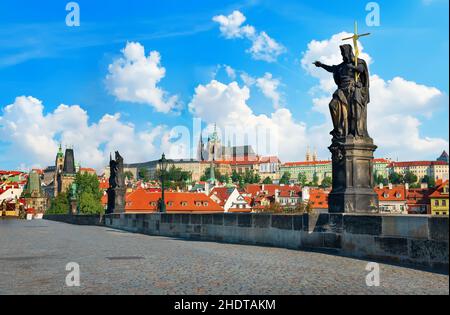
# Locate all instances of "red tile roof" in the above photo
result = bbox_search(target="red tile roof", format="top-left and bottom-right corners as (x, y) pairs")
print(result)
(99, 180), (109, 190)
(373, 158), (391, 163)
(259, 156), (281, 163)
(389, 161), (448, 168)
(308, 189), (329, 209)
(429, 180), (449, 199)
(406, 188), (431, 206)
(0, 170), (23, 176)
(245, 184), (302, 198)
(278, 186), (302, 198)
(80, 167), (96, 173)
(375, 186), (407, 201)
(209, 187), (234, 206)
(125, 189), (223, 213)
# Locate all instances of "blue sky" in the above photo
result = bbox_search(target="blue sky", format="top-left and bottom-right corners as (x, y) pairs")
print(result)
(0, 0), (448, 170)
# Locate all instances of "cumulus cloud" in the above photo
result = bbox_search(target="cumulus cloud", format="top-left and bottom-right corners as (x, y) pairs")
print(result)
(256, 73), (282, 109)
(105, 42), (180, 113)
(188, 80), (307, 161)
(0, 96), (184, 171)
(213, 10), (285, 62)
(300, 32), (448, 160)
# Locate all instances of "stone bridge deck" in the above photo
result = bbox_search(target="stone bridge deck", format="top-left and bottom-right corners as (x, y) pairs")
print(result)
(0, 219), (448, 295)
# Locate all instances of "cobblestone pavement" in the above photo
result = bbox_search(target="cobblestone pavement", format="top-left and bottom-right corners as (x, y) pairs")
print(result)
(0, 219), (448, 295)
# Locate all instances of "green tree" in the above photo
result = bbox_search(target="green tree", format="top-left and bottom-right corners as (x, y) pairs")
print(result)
(279, 172), (291, 185)
(238, 178), (245, 189)
(75, 173), (103, 200)
(78, 192), (104, 215)
(243, 170), (256, 184)
(374, 173), (388, 186)
(298, 173), (307, 186)
(138, 168), (150, 181)
(47, 192), (70, 215)
(224, 173), (230, 184)
(389, 172), (404, 185)
(200, 167), (223, 183)
(123, 171), (134, 180)
(404, 171), (418, 185)
(321, 176), (332, 188)
(74, 173), (103, 215)
(312, 173), (319, 187)
(165, 166), (191, 182)
(422, 175), (436, 188)
(254, 173), (261, 184)
(262, 177), (273, 184)
(231, 170), (242, 183)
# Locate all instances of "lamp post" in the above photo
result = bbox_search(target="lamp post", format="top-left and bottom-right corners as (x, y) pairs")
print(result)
(158, 153), (168, 213)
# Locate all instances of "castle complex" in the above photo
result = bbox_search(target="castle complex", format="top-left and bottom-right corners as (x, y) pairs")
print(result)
(197, 124), (257, 162)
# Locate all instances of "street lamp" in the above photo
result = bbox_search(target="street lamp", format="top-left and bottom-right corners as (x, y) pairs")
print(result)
(158, 153), (169, 213)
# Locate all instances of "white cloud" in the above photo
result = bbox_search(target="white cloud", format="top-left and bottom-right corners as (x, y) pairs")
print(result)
(105, 42), (180, 113)
(301, 32), (372, 94)
(240, 72), (256, 86)
(256, 73), (282, 109)
(188, 80), (307, 161)
(224, 65), (236, 80)
(212, 11), (249, 39)
(301, 32), (449, 160)
(0, 96), (179, 171)
(235, 70), (283, 109)
(213, 10), (285, 62)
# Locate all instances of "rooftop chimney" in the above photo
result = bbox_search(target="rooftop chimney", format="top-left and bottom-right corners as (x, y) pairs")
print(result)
(388, 183), (393, 190)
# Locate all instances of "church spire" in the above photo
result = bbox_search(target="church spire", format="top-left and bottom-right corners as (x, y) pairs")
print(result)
(197, 131), (204, 161)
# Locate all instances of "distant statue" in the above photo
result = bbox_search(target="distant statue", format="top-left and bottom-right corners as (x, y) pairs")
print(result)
(107, 151), (126, 214)
(109, 151), (124, 189)
(69, 183), (77, 200)
(314, 44), (370, 139)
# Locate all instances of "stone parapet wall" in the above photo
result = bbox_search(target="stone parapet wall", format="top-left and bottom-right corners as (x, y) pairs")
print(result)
(44, 214), (104, 226)
(45, 213), (448, 271)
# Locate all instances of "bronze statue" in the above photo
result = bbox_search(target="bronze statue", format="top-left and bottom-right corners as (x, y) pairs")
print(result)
(318, 22), (379, 214)
(314, 44), (370, 139)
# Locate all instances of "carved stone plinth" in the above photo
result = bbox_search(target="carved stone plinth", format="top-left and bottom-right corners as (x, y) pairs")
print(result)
(328, 136), (379, 213)
(106, 187), (126, 214)
(70, 199), (78, 215)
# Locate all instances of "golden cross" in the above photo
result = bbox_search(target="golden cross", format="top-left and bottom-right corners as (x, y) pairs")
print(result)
(342, 21), (370, 82)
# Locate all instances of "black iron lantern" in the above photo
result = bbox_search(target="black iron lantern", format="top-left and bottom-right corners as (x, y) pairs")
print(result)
(158, 153), (168, 212)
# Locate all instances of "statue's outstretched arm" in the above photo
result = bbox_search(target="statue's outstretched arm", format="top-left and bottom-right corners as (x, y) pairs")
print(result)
(313, 61), (335, 73)
(320, 64), (335, 73)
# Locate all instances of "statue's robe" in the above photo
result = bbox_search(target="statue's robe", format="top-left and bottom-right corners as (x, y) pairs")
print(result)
(329, 58), (370, 139)
(351, 58), (370, 138)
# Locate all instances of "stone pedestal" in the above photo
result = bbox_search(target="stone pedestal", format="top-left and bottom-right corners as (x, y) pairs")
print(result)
(328, 136), (379, 213)
(106, 187), (126, 214)
(70, 199), (78, 215)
